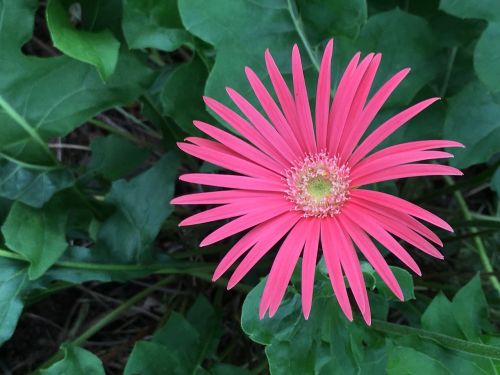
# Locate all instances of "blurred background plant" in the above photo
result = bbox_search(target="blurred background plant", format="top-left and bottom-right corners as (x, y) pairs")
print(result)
(0, 0), (498, 374)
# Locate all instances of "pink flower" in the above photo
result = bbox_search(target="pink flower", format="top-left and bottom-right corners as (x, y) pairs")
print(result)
(171, 40), (463, 324)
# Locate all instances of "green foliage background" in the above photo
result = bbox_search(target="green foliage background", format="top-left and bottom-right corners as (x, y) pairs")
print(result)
(0, 0), (499, 373)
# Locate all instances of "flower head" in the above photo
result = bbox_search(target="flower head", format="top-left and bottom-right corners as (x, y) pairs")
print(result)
(172, 40), (463, 324)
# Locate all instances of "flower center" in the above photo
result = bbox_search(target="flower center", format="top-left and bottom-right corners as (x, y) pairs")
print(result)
(285, 152), (350, 218)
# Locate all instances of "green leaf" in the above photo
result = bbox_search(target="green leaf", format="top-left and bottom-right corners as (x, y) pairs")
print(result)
(186, 295), (221, 359)
(2, 201), (68, 279)
(94, 151), (180, 262)
(41, 344), (105, 375)
(161, 56), (212, 134)
(440, 0), (500, 92)
(444, 81), (500, 168)
(451, 275), (489, 341)
(296, 0), (367, 41)
(123, 0), (192, 51)
(353, 8), (440, 107)
(421, 292), (464, 338)
(439, 0), (500, 22)
(492, 167), (500, 194)
(0, 0), (153, 166)
(46, 0), (120, 80)
(178, 0), (303, 120)
(474, 22), (500, 92)
(125, 296), (224, 375)
(88, 135), (150, 181)
(374, 266), (415, 301)
(0, 259), (28, 346)
(0, 159), (74, 207)
(241, 278), (386, 374)
(387, 346), (453, 375)
(153, 312), (200, 359)
(125, 341), (183, 375)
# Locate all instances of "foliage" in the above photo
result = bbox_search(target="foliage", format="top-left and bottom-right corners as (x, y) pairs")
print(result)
(0, 0), (498, 374)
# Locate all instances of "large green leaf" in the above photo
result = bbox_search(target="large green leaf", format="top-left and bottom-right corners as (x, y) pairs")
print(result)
(444, 80), (500, 168)
(123, 0), (192, 51)
(87, 134), (150, 181)
(161, 55), (212, 134)
(0, 259), (28, 346)
(0, 160), (74, 207)
(2, 200), (68, 279)
(474, 22), (500, 93)
(179, 0), (302, 115)
(93, 151), (180, 262)
(0, 0), (153, 166)
(125, 296), (234, 375)
(241, 278), (386, 375)
(296, 0), (367, 42)
(421, 292), (464, 338)
(40, 344), (105, 375)
(451, 275), (489, 342)
(387, 346), (452, 375)
(440, 0), (500, 92)
(46, 0), (120, 80)
(353, 8), (439, 107)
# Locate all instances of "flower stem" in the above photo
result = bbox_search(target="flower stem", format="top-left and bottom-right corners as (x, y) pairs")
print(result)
(286, 0), (321, 72)
(372, 319), (500, 360)
(443, 176), (500, 295)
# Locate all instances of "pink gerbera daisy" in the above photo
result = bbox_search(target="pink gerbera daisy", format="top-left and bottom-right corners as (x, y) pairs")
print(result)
(172, 40), (463, 324)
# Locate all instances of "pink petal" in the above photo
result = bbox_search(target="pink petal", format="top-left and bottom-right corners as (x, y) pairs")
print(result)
(185, 136), (236, 154)
(179, 173), (284, 192)
(350, 151), (454, 185)
(178, 142), (280, 180)
(315, 39), (334, 150)
(265, 49), (302, 148)
(352, 189), (453, 232)
(338, 53), (382, 161)
(350, 201), (443, 259)
(352, 163), (462, 187)
(350, 191), (443, 246)
(200, 200), (293, 247)
(349, 97), (440, 166)
(357, 140), (464, 162)
(301, 218), (320, 319)
(203, 96), (289, 167)
(226, 87), (297, 163)
(171, 190), (282, 205)
(179, 196), (281, 226)
(213, 213), (296, 281)
(342, 203), (422, 275)
(193, 121), (284, 174)
(244, 67), (303, 157)
(329, 52), (372, 155)
(331, 218), (370, 323)
(228, 212), (302, 289)
(341, 68), (411, 159)
(321, 219), (353, 321)
(340, 215), (404, 301)
(260, 219), (309, 318)
(292, 44), (316, 153)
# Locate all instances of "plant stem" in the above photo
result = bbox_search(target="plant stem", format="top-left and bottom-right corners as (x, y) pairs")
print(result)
(372, 319), (500, 360)
(0, 247), (214, 273)
(0, 95), (57, 164)
(440, 46), (458, 97)
(34, 277), (174, 372)
(286, 0), (320, 72)
(443, 175), (500, 295)
(88, 118), (150, 148)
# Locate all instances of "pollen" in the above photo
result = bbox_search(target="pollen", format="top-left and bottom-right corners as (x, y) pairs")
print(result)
(285, 152), (350, 218)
